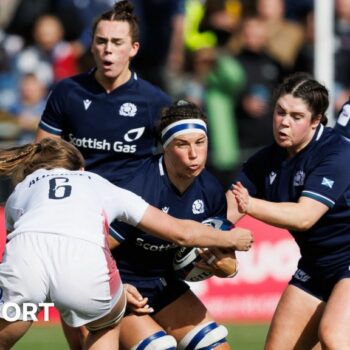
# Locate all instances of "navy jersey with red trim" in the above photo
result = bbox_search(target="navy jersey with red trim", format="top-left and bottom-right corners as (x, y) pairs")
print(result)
(110, 155), (227, 277)
(236, 125), (350, 267)
(39, 70), (171, 185)
(334, 98), (350, 140)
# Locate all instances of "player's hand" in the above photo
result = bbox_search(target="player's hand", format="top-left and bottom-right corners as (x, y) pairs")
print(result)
(195, 248), (238, 278)
(124, 283), (154, 315)
(231, 181), (251, 214)
(231, 227), (253, 251)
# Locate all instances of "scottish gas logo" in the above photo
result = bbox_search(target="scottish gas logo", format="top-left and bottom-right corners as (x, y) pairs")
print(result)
(1, 302), (54, 322)
(68, 127), (145, 154)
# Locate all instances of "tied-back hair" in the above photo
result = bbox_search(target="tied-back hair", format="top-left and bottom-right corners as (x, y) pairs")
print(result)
(0, 138), (85, 184)
(273, 72), (329, 125)
(92, 0), (139, 43)
(159, 100), (208, 136)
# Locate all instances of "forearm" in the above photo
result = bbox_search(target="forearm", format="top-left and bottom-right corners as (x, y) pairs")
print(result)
(138, 206), (252, 251)
(248, 197), (311, 231)
(141, 216), (236, 248)
(179, 219), (241, 248)
(232, 182), (326, 231)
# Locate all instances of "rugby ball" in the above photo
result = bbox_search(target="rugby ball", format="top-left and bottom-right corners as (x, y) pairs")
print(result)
(173, 217), (234, 282)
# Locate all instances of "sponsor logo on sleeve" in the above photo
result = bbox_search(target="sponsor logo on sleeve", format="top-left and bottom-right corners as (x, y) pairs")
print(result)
(321, 177), (334, 189)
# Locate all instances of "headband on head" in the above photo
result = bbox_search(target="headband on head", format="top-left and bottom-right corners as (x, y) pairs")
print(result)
(161, 119), (207, 148)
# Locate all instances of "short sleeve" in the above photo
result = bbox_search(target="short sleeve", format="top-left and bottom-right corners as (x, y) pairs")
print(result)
(301, 145), (350, 208)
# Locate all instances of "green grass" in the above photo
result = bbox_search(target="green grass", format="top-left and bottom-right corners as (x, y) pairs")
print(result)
(12, 323), (269, 350)
(227, 323), (269, 349)
(13, 324), (68, 350)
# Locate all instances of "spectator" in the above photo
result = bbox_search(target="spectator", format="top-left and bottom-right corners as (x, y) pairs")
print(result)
(15, 14), (79, 88)
(293, 10), (314, 74)
(205, 52), (245, 188)
(4, 0), (52, 44)
(130, 0), (186, 91)
(334, 0), (350, 112)
(256, 0), (304, 70)
(176, 47), (217, 106)
(293, 1), (350, 114)
(0, 29), (24, 110)
(233, 16), (284, 161)
(8, 73), (47, 144)
(284, 0), (314, 23)
(0, 0), (21, 29)
(199, 0), (243, 47)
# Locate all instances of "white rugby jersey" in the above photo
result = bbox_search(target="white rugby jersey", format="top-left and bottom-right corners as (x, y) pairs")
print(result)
(5, 168), (149, 247)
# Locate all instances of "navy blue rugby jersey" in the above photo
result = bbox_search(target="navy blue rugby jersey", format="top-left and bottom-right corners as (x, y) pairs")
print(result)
(236, 125), (350, 267)
(334, 98), (350, 140)
(39, 70), (171, 185)
(110, 155), (227, 277)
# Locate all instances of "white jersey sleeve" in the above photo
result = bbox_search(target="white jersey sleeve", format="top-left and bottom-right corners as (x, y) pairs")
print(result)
(5, 168), (149, 247)
(91, 173), (150, 227)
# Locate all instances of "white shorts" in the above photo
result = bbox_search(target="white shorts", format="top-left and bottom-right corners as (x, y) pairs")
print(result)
(0, 232), (123, 327)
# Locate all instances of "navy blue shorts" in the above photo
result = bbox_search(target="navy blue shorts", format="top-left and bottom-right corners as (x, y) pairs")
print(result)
(122, 274), (190, 314)
(289, 258), (350, 301)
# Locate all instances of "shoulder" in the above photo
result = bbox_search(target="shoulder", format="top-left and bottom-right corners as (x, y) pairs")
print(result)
(119, 156), (160, 192)
(309, 127), (350, 167)
(334, 99), (350, 139)
(134, 74), (171, 103)
(319, 127), (350, 151)
(82, 171), (112, 187)
(51, 71), (93, 91)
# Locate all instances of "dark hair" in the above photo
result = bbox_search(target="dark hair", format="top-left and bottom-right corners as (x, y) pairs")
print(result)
(159, 100), (208, 135)
(273, 72), (329, 125)
(0, 138), (85, 184)
(92, 0), (139, 43)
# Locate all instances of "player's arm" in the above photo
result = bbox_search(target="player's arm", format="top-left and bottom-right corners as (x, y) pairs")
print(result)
(232, 182), (329, 231)
(226, 189), (245, 223)
(137, 205), (253, 251)
(34, 128), (61, 142)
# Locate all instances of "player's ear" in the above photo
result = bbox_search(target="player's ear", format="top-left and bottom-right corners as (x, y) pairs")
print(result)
(130, 41), (140, 59)
(311, 114), (322, 129)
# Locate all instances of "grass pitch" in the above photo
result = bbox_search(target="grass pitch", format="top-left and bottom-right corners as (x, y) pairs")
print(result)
(12, 323), (269, 350)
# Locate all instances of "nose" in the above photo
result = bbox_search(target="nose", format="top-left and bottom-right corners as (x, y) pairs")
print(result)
(104, 41), (112, 53)
(188, 144), (197, 158)
(280, 116), (291, 127)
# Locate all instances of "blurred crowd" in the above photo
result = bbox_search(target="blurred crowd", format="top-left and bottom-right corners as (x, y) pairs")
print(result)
(0, 0), (350, 191)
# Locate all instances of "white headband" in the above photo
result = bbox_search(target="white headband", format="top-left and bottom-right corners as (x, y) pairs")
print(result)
(161, 119), (207, 148)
